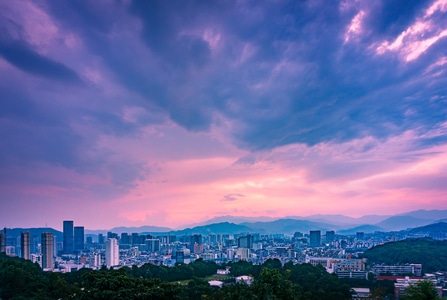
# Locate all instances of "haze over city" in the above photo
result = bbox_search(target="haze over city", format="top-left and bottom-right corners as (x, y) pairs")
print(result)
(1, 0), (447, 230)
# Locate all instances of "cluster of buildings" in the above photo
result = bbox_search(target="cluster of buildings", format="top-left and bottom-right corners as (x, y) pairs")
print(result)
(1, 222), (446, 299)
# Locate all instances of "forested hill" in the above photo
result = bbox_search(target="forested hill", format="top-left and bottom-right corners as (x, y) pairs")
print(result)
(361, 238), (447, 273)
(0, 254), (353, 299)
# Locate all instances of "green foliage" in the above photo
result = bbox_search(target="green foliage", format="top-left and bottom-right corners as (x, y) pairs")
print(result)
(0, 255), (353, 300)
(0, 253), (77, 299)
(401, 280), (440, 300)
(362, 238), (447, 273)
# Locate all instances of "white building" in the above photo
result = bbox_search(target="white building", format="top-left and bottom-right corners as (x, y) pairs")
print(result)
(105, 238), (119, 267)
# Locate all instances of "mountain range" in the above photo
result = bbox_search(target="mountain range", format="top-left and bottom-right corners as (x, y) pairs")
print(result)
(6, 209), (447, 237)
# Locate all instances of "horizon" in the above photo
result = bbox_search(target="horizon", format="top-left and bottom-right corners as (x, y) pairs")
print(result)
(3, 208), (447, 231)
(1, 1), (447, 230)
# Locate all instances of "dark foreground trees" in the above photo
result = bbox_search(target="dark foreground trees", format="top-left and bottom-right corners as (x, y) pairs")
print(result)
(401, 280), (441, 300)
(0, 254), (352, 299)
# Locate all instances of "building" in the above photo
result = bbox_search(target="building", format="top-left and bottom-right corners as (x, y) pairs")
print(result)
(98, 233), (104, 245)
(105, 238), (119, 267)
(145, 239), (160, 253)
(237, 248), (250, 261)
(309, 230), (321, 247)
(373, 264), (422, 277)
(352, 288), (372, 300)
(335, 259), (367, 279)
(121, 233), (130, 245)
(41, 232), (54, 270)
(326, 231), (335, 242)
(238, 235), (254, 249)
(0, 228), (6, 253)
(356, 232), (365, 240)
(21, 232), (30, 260)
(63, 220), (74, 254)
(74, 226), (84, 252)
(90, 252), (102, 269)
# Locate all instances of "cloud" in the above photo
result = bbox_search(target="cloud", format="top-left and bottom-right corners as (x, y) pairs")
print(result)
(0, 0), (446, 228)
(0, 39), (81, 83)
(222, 194), (245, 202)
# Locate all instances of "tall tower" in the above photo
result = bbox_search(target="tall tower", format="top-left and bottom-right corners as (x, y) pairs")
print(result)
(41, 232), (54, 270)
(63, 220), (74, 254)
(74, 226), (84, 252)
(326, 231), (335, 242)
(309, 230), (321, 247)
(105, 238), (119, 268)
(21, 232), (30, 260)
(0, 228), (5, 253)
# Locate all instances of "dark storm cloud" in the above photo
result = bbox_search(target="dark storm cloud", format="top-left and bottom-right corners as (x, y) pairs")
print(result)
(1, 0), (446, 202)
(0, 39), (81, 83)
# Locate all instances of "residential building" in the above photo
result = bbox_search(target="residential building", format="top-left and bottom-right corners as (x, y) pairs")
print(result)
(105, 238), (119, 267)
(41, 232), (54, 270)
(21, 232), (30, 260)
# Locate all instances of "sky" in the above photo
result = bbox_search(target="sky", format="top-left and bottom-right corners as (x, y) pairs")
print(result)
(1, 0), (447, 230)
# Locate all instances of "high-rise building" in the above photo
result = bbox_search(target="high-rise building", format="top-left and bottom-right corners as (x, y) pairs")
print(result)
(41, 232), (54, 270)
(309, 230), (321, 247)
(145, 239), (160, 253)
(356, 232), (365, 240)
(121, 233), (130, 245)
(0, 228), (6, 253)
(237, 235), (254, 249)
(105, 238), (119, 267)
(326, 231), (335, 242)
(63, 220), (74, 254)
(98, 234), (104, 245)
(74, 226), (84, 251)
(21, 232), (30, 260)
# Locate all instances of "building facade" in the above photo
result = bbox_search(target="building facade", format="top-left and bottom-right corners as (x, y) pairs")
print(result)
(21, 232), (30, 260)
(41, 232), (54, 270)
(74, 226), (84, 252)
(105, 238), (119, 267)
(63, 220), (74, 254)
(309, 230), (321, 247)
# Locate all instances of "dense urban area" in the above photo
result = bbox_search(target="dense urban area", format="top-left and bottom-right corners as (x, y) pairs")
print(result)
(1, 219), (446, 299)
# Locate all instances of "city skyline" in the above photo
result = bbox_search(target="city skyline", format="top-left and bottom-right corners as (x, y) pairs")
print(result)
(1, 0), (447, 230)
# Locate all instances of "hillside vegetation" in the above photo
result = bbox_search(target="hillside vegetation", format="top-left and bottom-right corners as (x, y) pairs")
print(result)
(362, 238), (447, 273)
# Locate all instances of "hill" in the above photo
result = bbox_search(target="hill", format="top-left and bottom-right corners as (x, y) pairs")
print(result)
(361, 238), (447, 273)
(5, 228), (63, 241)
(337, 224), (384, 235)
(409, 222), (447, 233)
(374, 216), (432, 231)
(241, 218), (334, 234)
(399, 209), (447, 220)
(85, 225), (173, 235)
(173, 222), (254, 235)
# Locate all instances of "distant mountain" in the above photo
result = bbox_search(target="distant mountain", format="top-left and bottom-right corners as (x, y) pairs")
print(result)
(375, 216), (433, 231)
(187, 215), (276, 227)
(85, 225), (173, 235)
(5, 228), (63, 240)
(301, 214), (359, 225)
(302, 214), (390, 225)
(399, 209), (447, 220)
(337, 225), (384, 235)
(409, 222), (447, 233)
(173, 222), (253, 235)
(240, 219), (334, 234)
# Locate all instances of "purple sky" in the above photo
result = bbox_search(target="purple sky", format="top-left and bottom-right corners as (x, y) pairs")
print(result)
(1, 0), (447, 230)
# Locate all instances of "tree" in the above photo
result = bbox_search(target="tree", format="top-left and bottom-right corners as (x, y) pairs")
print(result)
(401, 280), (440, 300)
